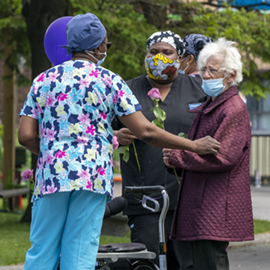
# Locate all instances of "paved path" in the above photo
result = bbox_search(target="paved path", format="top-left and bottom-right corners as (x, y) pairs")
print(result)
(1, 185), (270, 270)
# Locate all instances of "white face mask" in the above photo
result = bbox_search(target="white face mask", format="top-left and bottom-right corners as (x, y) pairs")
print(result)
(85, 50), (107, 66)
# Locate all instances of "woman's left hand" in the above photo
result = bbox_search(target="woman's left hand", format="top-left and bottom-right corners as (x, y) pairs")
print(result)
(162, 148), (173, 168)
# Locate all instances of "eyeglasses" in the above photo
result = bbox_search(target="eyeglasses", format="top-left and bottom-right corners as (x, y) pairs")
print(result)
(200, 67), (224, 76)
(102, 41), (112, 49)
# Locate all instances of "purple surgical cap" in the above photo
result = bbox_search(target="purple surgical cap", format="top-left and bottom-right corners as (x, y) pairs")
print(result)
(183, 34), (213, 60)
(65, 13), (106, 55)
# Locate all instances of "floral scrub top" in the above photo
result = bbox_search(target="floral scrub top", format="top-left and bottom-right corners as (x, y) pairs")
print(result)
(20, 60), (141, 202)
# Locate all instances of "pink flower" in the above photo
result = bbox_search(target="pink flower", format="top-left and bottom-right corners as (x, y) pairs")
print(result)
(44, 154), (54, 165)
(21, 169), (33, 181)
(79, 77), (90, 88)
(118, 90), (124, 97)
(86, 180), (93, 190)
(113, 95), (118, 104)
(37, 73), (45, 82)
(113, 136), (119, 150)
(46, 95), (55, 107)
(89, 70), (100, 78)
(55, 151), (66, 158)
(148, 88), (161, 100)
(77, 168), (90, 181)
(102, 74), (112, 88)
(97, 167), (106, 176)
(78, 113), (90, 125)
(57, 93), (68, 101)
(100, 112), (107, 120)
(86, 125), (95, 135)
(46, 182), (57, 194)
(76, 136), (88, 145)
(48, 70), (60, 82)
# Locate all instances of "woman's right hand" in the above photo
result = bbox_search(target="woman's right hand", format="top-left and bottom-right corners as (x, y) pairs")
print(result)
(115, 128), (137, 146)
(193, 136), (220, 155)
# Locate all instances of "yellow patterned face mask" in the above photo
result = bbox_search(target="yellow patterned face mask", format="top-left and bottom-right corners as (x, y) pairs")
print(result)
(145, 53), (180, 80)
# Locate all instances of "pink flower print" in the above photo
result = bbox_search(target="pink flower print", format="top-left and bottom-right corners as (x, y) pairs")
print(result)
(46, 127), (57, 141)
(21, 169), (33, 181)
(41, 127), (45, 137)
(102, 74), (112, 88)
(76, 136), (88, 145)
(46, 95), (55, 107)
(113, 136), (119, 150)
(78, 113), (90, 125)
(33, 84), (39, 95)
(83, 61), (94, 70)
(46, 182), (57, 194)
(86, 125), (95, 135)
(100, 112), (107, 120)
(97, 167), (106, 176)
(79, 77), (90, 88)
(113, 95), (118, 104)
(45, 154), (54, 165)
(55, 151), (66, 158)
(89, 70), (100, 78)
(48, 69), (60, 82)
(148, 88), (161, 100)
(57, 93), (68, 101)
(119, 90), (125, 97)
(30, 107), (38, 118)
(86, 180), (93, 190)
(77, 168), (90, 181)
(36, 103), (43, 114)
(37, 73), (45, 82)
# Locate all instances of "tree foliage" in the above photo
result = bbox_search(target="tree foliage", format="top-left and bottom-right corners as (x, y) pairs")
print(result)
(2, 0), (270, 96)
(0, 0), (30, 85)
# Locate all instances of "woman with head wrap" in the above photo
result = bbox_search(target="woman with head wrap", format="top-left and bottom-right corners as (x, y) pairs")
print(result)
(179, 34), (213, 77)
(18, 15), (219, 270)
(113, 30), (208, 269)
(163, 38), (253, 270)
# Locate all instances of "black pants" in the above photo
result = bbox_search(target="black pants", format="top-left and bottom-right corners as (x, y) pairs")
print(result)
(128, 211), (193, 270)
(188, 240), (229, 270)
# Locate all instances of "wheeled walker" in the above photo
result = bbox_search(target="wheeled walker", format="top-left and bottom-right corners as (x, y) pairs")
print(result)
(96, 185), (170, 270)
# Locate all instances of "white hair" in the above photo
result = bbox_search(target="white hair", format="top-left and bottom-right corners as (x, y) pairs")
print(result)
(197, 38), (243, 86)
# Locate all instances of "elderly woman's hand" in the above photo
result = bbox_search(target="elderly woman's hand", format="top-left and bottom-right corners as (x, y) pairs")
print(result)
(162, 148), (174, 168)
(194, 136), (220, 155)
(115, 128), (137, 146)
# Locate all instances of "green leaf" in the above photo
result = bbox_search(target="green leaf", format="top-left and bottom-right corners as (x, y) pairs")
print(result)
(178, 132), (188, 138)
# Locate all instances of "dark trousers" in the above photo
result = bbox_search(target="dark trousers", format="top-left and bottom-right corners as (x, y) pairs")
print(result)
(128, 211), (193, 270)
(188, 240), (229, 270)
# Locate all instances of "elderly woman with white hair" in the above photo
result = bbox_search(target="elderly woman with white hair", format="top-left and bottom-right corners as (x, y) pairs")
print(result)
(163, 38), (254, 270)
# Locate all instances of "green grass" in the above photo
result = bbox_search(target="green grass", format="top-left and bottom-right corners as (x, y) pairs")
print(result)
(0, 198), (270, 266)
(254, 219), (270, 234)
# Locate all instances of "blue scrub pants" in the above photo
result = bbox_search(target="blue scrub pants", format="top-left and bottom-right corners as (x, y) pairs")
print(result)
(23, 190), (107, 270)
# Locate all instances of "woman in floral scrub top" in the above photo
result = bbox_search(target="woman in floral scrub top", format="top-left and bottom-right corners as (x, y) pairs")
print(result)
(18, 13), (220, 270)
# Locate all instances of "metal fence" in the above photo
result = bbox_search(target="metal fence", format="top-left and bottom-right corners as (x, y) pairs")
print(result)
(250, 131), (270, 186)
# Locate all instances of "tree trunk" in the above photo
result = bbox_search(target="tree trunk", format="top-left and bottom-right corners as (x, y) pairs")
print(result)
(20, 0), (70, 223)
(3, 50), (16, 191)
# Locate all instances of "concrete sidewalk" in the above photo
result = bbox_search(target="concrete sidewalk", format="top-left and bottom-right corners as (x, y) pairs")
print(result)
(1, 185), (270, 270)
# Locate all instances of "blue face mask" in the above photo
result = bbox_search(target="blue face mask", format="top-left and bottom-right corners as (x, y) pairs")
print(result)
(201, 75), (227, 97)
(179, 56), (189, 74)
(85, 51), (107, 66)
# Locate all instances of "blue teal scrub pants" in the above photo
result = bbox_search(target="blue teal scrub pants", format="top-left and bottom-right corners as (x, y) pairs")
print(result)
(23, 190), (107, 270)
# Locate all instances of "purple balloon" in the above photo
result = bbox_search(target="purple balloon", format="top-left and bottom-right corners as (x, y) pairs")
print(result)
(44, 16), (73, 66)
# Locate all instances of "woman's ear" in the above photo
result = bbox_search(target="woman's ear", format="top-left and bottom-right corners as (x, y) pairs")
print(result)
(227, 70), (237, 84)
(188, 54), (195, 65)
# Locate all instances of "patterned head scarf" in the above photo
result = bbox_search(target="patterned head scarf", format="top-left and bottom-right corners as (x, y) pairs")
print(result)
(146, 30), (184, 55)
(65, 13), (107, 55)
(183, 34), (213, 60)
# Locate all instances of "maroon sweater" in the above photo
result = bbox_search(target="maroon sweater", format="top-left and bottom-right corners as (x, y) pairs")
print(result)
(169, 86), (254, 242)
